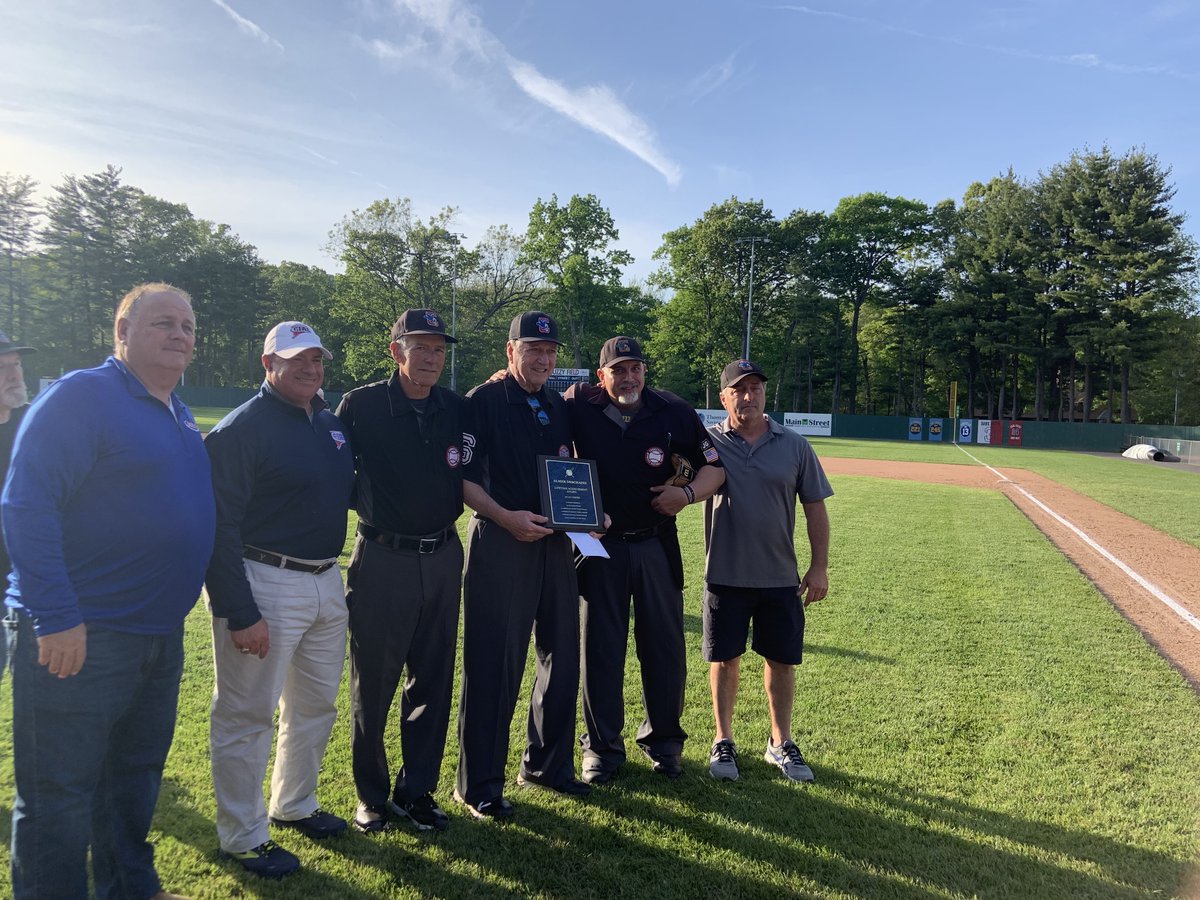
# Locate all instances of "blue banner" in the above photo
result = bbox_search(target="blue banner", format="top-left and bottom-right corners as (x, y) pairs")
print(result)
(928, 418), (944, 441)
(907, 417), (924, 440)
(958, 419), (974, 443)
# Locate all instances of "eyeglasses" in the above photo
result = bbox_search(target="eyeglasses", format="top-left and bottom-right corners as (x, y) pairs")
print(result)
(527, 394), (550, 426)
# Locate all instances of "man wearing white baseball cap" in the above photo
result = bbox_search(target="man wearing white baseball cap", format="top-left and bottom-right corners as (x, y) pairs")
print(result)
(204, 320), (354, 878)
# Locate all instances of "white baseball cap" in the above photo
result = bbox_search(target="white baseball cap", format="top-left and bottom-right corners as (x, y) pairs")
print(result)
(263, 321), (333, 360)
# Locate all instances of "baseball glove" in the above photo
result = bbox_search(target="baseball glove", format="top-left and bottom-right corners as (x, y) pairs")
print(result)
(663, 453), (695, 487)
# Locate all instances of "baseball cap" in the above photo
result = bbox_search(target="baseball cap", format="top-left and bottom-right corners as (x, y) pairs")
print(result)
(598, 336), (646, 369)
(720, 359), (768, 390)
(391, 309), (457, 343)
(263, 321), (333, 360)
(509, 311), (563, 345)
(0, 330), (36, 355)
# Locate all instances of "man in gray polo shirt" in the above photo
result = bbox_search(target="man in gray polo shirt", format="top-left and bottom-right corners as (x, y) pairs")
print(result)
(703, 359), (832, 783)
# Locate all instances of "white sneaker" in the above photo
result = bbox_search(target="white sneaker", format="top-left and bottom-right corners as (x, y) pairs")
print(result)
(764, 738), (814, 782)
(708, 739), (739, 781)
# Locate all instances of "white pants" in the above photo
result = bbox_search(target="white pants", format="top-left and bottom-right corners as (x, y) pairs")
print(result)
(210, 560), (348, 853)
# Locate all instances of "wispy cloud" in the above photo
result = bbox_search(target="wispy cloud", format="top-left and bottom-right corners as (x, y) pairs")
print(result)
(209, 0), (284, 52)
(776, 4), (1198, 81)
(508, 62), (682, 186)
(381, 0), (682, 185)
(686, 52), (740, 105)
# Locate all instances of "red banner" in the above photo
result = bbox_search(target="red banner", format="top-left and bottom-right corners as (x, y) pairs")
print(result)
(1007, 421), (1023, 447)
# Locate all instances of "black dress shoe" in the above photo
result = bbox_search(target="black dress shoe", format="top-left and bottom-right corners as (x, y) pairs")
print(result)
(641, 747), (683, 779)
(517, 772), (593, 797)
(581, 757), (618, 785)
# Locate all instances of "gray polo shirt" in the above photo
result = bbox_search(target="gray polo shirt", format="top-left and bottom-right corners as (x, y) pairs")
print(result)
(704, 416), (833, 588)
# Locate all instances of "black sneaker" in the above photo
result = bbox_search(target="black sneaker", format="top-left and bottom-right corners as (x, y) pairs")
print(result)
(396, 794), (449, 831)
(453, 789), (515, 821)
(353, 802), (391, 834)
(223, 840), (300, 879)
(269, 807), (348, 840)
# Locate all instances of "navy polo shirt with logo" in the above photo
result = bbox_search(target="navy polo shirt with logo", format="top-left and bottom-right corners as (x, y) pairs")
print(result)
(335, 374), (466, 535)
(564, 382), (721, 533)
(463, 374), (572, 516)
(204, 383), (355, 629)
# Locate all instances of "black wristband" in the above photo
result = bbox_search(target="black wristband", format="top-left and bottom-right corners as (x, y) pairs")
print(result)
(682, 484), (696, 504)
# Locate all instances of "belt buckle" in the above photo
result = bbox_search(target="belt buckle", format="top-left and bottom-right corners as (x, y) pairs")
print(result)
(418, 537), (438, 554)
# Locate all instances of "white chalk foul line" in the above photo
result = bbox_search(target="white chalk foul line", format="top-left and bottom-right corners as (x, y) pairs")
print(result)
(953, 442), (1200, 634)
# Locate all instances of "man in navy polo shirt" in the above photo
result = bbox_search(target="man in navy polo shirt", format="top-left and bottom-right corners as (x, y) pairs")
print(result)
(3, 283), (214, 900)
(565, 336), (724, 783)
(205, 321), (355, 878)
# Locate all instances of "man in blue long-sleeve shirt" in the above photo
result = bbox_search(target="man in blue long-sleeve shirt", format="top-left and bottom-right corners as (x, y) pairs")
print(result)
(2, 283), (215, 900)
(204, 321), (355, 879)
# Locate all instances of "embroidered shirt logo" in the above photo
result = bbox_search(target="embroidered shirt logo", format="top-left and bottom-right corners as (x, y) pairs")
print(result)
(645, 447), (665, 467)
(330, 430), (346, 450)
(446, 446), (460, 467)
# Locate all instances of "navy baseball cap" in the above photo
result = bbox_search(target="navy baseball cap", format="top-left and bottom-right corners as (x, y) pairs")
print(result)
(509, 311), (562, 345)
(720, 359), (767, 389)
(391, 309), (457, 343)
(0, 330), (36, 355)
(598, 336), (646, 369)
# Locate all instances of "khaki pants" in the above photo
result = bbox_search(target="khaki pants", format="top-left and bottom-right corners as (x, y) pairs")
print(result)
(210, 559), (348, 853)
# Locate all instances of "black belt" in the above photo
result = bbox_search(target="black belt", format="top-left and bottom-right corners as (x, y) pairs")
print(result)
(358, 523), (455, 554)
(613, 524), (662, 543)
(243, 547), (337, 574)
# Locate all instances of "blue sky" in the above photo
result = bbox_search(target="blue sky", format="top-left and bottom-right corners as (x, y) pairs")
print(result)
(2, 1), (1198, 281)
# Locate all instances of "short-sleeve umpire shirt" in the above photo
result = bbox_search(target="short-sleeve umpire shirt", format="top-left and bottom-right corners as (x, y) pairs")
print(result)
(462, 374), (572, 515)
(564, 382), (721, 533)
(335, 373), (467, 535)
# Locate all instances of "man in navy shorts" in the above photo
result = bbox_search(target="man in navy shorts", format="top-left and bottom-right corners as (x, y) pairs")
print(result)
(702, 359), (833, 783)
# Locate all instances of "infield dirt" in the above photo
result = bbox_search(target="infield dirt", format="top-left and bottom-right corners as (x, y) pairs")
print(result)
(823, 457), (1200, 691)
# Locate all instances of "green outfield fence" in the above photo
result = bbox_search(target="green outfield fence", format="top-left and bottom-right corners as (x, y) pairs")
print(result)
(767, 412), (1200, 453)
(177, 386), (1198, 454)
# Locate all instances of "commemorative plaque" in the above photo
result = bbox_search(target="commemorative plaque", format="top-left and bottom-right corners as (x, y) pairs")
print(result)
(537, 456), (605, 532)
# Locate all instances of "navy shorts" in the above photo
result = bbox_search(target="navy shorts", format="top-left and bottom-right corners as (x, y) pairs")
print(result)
(702, 583), (805, 665)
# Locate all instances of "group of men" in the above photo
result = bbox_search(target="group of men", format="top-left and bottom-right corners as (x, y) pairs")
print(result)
(0, 286), (831, 898)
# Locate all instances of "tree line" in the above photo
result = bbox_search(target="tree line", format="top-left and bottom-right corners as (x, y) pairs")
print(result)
(1, 145), (1196, 424)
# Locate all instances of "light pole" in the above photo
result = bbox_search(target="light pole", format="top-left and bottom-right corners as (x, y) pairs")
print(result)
(735, 236), (768, 359)
(448, 232), (467, 392)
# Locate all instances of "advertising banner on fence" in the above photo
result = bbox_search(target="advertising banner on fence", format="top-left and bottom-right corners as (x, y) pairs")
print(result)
(784, 413), (833, 436)
(977, 419), (992, 444)
(928, 418), (944, 441)
(697, 409), (727, 428)
(958, 419), (973, 443)
(1008, 421), (1023, 446)
(907, 417), (923, 440)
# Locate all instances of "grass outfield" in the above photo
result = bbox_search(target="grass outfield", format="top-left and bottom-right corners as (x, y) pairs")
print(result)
(812, 438), (1200, 550)
(2, 476), (1198, 897)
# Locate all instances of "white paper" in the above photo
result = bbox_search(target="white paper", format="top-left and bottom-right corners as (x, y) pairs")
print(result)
(567, 532), (609, 558)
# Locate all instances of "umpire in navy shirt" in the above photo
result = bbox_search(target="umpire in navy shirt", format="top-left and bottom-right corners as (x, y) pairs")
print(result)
(565, 336), (725, 783)
(335, 309), (467, 835)
(455, 311), (590, 820)
(204, 321), (355, 878)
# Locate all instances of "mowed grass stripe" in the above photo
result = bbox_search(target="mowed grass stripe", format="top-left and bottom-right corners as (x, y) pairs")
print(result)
(0, 477), (1197, 897)
(812, 437), (1200, 550)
